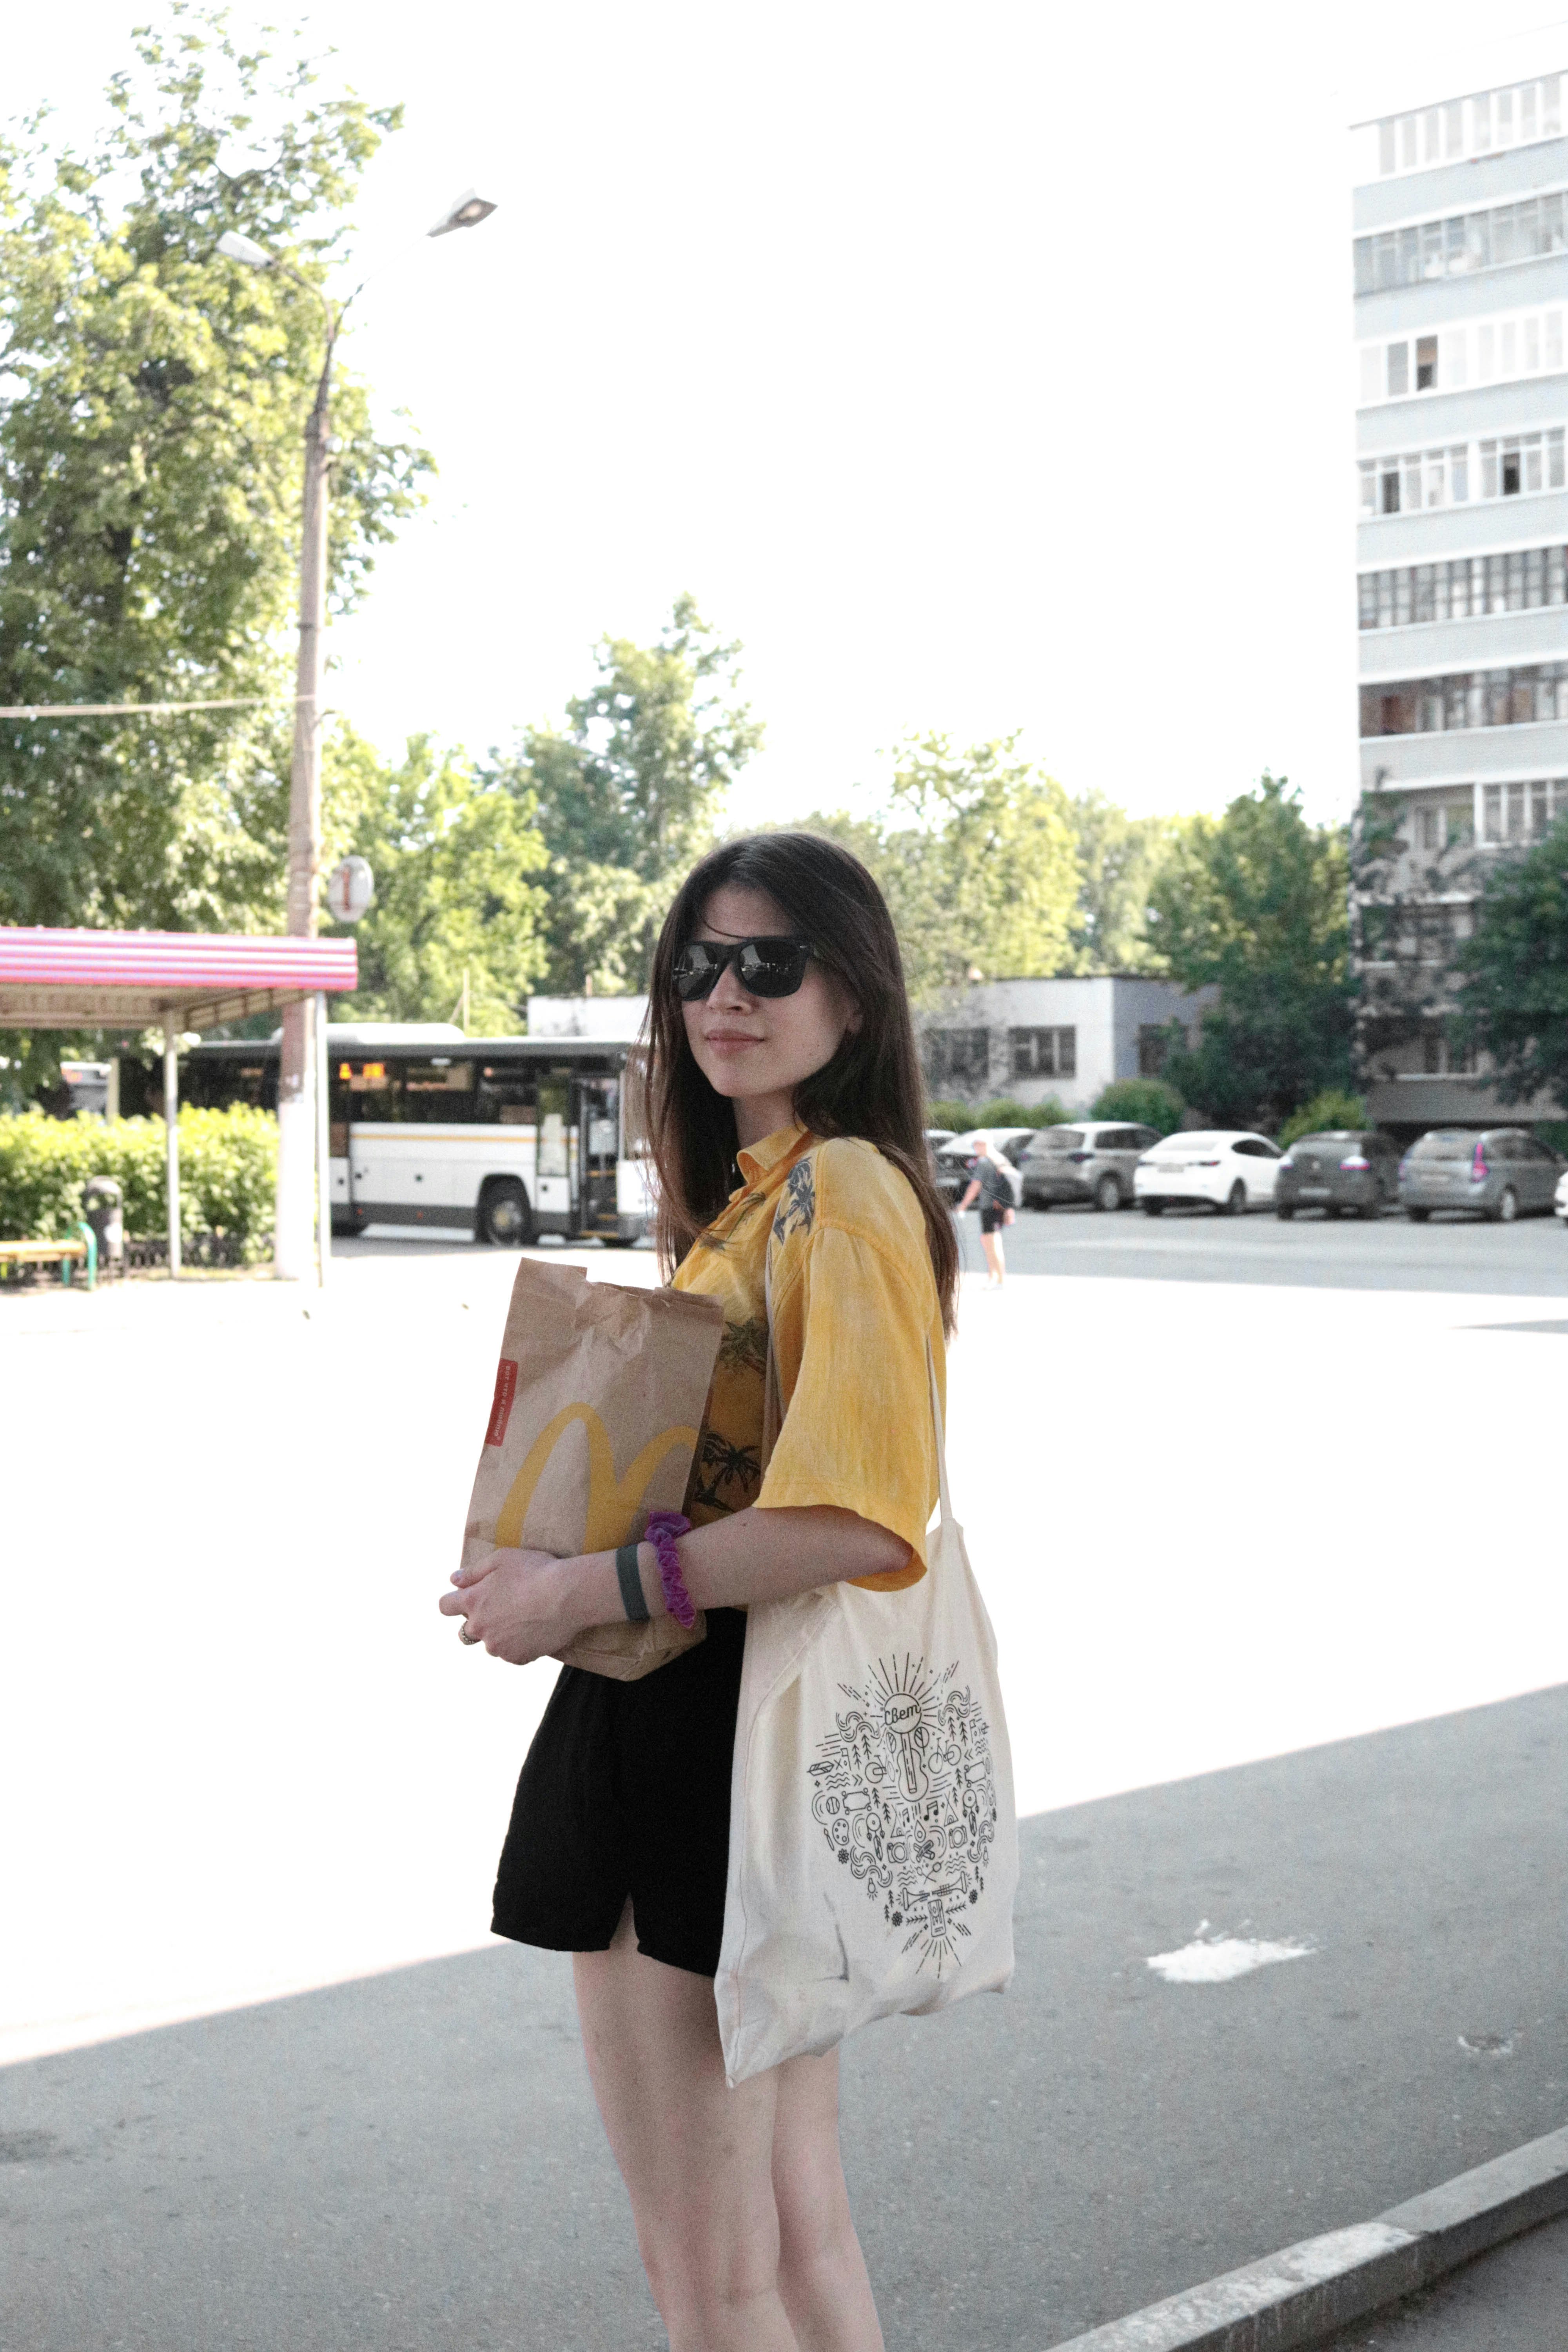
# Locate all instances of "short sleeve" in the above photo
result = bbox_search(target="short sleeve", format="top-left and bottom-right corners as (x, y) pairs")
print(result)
(755, 1215), (940, 1588)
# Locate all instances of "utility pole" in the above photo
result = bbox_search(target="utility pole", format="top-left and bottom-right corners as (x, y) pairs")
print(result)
(274, 331), (336, 1283)
(216, 192), (497, 1281)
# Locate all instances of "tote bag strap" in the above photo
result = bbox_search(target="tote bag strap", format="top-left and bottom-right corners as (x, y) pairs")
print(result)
(926, 1338), (955, 1536)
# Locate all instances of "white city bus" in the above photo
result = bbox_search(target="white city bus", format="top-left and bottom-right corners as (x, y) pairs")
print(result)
(180, 1024), (652, 1247)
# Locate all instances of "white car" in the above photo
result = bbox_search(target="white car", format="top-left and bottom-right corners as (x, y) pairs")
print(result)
(1134, 1131), (1284, 1216)
(1556, 1168), (1568, 1226)
(933, 1128), (1033, 1207)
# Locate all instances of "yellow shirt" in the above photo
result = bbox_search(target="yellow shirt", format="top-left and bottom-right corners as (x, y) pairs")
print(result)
(672, 1122), (944, 1589)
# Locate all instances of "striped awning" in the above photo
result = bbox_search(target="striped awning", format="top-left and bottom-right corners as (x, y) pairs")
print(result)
(0, 928), (358, 1032)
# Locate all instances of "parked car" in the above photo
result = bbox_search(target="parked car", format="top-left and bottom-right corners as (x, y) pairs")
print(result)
(1019, 1120), (1162, 1212)
(1133, 1131), (1283, 1216)
(1557, 1167), (1568, 1227)
(1399, 1128), (1564, 1222)
(925, 1128), (956, 1174)
(932, 1128), (1033, 1206)
(1275, 1129), (1401, 1220)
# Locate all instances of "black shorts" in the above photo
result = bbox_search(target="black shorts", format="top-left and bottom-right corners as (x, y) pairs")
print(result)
(980, 1205), (1005, 1234)
(492, 1606), (746, 1979)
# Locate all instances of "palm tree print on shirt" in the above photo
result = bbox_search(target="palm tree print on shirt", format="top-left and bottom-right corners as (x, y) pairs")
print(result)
(772, 1156), (816, 1244)
(690, 1427), (762, 1515)
(718, 1316), (769, 1376)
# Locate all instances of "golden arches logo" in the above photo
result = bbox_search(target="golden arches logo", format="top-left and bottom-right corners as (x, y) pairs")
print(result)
(494, 1405), (699, 1553)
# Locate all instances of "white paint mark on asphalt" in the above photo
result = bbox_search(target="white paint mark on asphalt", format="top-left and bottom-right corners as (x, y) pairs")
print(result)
(1146, 1920), (1315, 1984)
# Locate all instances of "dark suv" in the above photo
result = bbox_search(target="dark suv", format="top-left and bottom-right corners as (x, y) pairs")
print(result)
(1275, 1130), (1400, 1220)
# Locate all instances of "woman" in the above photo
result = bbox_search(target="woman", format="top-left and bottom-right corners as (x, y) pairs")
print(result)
(956, 1134), (1016, 1287)
(441, 831), (958, 2352)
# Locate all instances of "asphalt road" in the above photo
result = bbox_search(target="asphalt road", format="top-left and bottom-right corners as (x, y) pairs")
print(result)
(1319, 2211), (1568, 2350)
(961, 1198), (1568, 1296)
(3, 1687), (1564, 2352)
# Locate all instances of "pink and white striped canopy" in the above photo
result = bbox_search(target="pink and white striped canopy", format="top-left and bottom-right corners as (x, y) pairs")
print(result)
(0, 928), (358, 1031)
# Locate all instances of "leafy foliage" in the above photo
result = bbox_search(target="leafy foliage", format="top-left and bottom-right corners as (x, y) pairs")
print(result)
(0, 1104), (276, 1249)
(1151, 775), (1353, 1129)
(0, 11), (428, 960)
(323, 730), (550, 1031)
(1278, 1090), (1369, 1149)
(1067, 793), (1181, 973)
(486, 596), (764, 995)
(804, 735), (1081, 1006)
(1089, 1077), (1185, 1134)
(1453, 820), (1568, 1105)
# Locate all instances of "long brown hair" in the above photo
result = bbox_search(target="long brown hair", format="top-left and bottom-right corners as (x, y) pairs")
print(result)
(641, 830), (959, 1334)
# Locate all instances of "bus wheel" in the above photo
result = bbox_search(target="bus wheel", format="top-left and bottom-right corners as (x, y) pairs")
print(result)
(479, 1179), (534, 1247)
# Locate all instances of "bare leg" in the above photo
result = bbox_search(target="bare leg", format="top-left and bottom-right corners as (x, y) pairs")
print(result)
(574, 1907), (880, 2352)
(980, 1230), (1002, 1284)
(773, 2048), (885, 2352)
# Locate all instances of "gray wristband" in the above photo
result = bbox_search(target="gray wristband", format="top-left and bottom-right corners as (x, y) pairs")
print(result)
(615, 1541), (650, 1623)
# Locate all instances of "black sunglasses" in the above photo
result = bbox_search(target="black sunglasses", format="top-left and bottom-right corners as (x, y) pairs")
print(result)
(671, 935), (816, 1001)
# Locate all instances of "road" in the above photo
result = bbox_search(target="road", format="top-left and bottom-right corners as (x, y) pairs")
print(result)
(969, 1194), (1568, 1295)
(1, 1225), (1564, 2347)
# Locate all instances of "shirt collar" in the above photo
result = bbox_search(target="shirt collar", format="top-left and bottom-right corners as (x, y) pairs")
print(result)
(735, 1119), (811, 1191)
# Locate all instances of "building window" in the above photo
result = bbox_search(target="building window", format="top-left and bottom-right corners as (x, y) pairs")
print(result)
(1359, 431), (1561, 517)
(1481, 778), (1568, 842)
(1357, 306), (1565, 405)
(1009, 1025), (1076, 1080)
(1358, 546), (1568, 628)
(1419, 1025), (1477, 1075)
(924, 1029), (990, 1091)
(1374, 78), (1562, 176)
(1354, 189), (1568, 293)
(1361, 664), (1568, 736)
(1136, 1023), (1184, 1077)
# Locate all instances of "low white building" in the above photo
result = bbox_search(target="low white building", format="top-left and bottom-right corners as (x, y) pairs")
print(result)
(918, 975), (1217, 1112)
(527, 995), (648, 1042)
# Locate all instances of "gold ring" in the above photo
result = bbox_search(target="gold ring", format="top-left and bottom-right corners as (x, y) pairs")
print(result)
(458, 1624), (481, 1646)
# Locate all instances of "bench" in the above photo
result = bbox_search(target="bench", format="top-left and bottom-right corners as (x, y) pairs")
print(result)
(0, 1232), (97, 1289)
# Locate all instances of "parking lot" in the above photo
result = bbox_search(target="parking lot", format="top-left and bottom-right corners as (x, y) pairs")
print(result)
(966, 1196), (1568, 1295)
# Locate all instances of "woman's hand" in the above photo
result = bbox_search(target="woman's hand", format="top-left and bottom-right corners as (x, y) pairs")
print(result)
(439, 1548), (587, 1665)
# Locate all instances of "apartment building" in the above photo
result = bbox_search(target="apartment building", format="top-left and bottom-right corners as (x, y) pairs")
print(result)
(1353, 71), (1568, 1130)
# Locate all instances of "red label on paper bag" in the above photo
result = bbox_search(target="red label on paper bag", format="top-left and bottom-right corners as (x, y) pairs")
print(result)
(485, 1358), (519, 1447)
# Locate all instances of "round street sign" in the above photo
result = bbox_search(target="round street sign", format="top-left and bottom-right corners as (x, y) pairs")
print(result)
(326, 855), (374, 924)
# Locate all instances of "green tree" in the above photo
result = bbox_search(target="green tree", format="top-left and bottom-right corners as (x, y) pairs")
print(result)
(805, 734), (1081, 1005)
(1151, 773), (1353, 1130)
(1453, 820), (1568, 1107)
(1089, 1077), (1185, 1134)
(324, 730), (550, 1033)
(1278, 1089), (1368, 1148)
(1067, 792), (1180, 973)
(488, 596), (764, 994)
(0, 9), (428, 943)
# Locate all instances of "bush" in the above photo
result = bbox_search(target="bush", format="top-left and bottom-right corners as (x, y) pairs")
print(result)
(924, 1098), (975, 1132)
(0, 1106), (278, 1256)
(972, 1096), (1072, 1129)
(1089, 1078), (1185, 1134)
(1278, 1089), (1368, 1149)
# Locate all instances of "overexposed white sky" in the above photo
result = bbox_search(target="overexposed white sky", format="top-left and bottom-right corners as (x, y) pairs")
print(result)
(10, 2), (1568, 829)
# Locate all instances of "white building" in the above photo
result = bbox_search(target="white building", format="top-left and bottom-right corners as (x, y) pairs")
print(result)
(918, 975), (1216, 1113)
(1352, 67), (1568, 1129)
(527, 995), (648, 1042)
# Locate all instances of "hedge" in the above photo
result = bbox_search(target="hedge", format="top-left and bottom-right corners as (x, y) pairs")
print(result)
(0, 1107), (278, 1256)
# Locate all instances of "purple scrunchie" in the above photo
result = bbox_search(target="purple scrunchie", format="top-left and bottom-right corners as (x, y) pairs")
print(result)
(645, 1510), (696, 1630)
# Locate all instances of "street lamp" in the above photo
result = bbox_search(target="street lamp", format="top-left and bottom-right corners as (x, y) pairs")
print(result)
(217, 191), (497, 1282)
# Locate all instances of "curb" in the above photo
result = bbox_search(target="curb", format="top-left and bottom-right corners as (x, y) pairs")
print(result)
(1045, 2123), (1568, 2352)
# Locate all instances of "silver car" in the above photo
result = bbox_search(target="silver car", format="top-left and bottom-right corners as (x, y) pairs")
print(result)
(1399, 1127), (1564, 1222)
(1020, 1121), (1163, 1212)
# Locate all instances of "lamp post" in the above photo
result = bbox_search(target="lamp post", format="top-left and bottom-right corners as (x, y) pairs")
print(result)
(217, 187), (497, 1281)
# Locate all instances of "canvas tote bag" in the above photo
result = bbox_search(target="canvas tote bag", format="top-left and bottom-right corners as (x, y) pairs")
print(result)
(714, 1238), (1018, 2087)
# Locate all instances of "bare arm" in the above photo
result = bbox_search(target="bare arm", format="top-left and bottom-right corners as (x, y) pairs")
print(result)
(439, 1504), (909, 1665)
(956, 1180), (979, 1210)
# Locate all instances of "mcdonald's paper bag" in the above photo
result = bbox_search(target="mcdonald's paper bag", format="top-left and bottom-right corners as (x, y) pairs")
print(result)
(462, 1259), (725, 1681)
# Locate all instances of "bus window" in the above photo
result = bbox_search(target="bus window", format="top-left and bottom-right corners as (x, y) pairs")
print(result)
(400, 1059), (475, 1121)
(477, 1064), (537, 1125)
(537, 1077), (570, 1176)
(335, 1060), (399, 1122)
